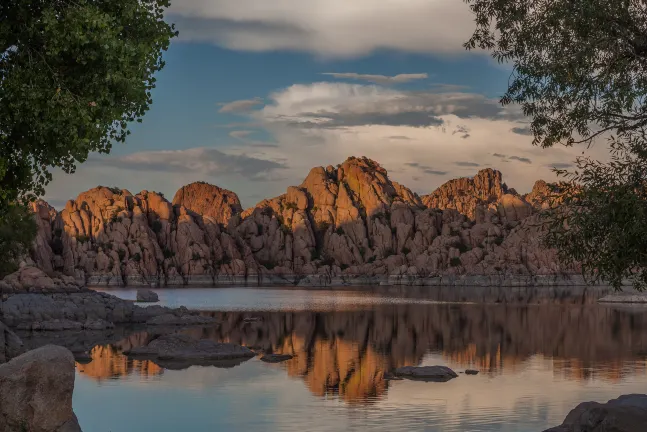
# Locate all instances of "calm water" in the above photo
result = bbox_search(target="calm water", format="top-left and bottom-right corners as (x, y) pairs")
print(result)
(60, 286), (647, 431)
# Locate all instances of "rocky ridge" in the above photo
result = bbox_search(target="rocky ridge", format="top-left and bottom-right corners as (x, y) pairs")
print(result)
(22, 156), (580, 287)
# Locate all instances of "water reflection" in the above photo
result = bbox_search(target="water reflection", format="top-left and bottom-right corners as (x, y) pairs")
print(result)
(71, 301), (647, 403)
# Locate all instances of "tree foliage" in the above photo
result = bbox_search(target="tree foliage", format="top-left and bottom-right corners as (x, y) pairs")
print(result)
(0, 0), (176, 274)
(0, 0), (177, 201)
(465, 0), (647, 149)
(0, 203), (38, 277)
(465, 0), (647, 290)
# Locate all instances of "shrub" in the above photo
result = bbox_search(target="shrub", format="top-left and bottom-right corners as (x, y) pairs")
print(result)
(191, 252), (200, 261)
(311, 249), (321, 261)
(456, 243), (470, 254)
(76, 234), (90, 244)
(312, 206), (319, 212)
(133, 253), (141, 262)
(257, 223), (264, 235)
(117, 249), (126, 261)
(391, 226), (397, 235)
(107, 186), (121, 194)
(284, 202), (298, 210)
(340, 264), (349, 270)
(359, 247), (366, 257)
(261, 206), (273, 216)
(163, 248), (174, 259)
(450, 257), (462, 267)
(494, 236), (504, 246)
(402, 247), (411, 255)
(367, 256), (376, 264)
(336, 227), (344, 235)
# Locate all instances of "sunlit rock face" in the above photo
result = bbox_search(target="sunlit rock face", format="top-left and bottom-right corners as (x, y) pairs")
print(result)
(26, 156), (577, 287)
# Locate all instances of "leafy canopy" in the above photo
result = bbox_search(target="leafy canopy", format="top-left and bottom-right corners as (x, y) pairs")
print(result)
(0, 0), (178, 201)
(0, 0), (176, 275)
(465, 0), (647, 289)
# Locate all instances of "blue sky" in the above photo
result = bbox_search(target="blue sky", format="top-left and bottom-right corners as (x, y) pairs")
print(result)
(44, 0), (600, 209)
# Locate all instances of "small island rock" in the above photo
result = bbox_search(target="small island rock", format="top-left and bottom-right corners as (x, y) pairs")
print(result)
(136, 289), (159, 303)
(260, 354), (294, 363)
(393, 365), (458, 382)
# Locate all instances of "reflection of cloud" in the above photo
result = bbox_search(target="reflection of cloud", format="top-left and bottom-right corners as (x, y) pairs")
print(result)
(90, 148), (287, 181)
(508, 155), (532, 164)
(547, 162), (573, 169)
(229, 130), (254, 139)
(168, 0), (475, 57)
(455, 161), (480, 167)
(388, 135), (412, 140)
(218, 98), (264, 113)
(322, 73), (428, 85)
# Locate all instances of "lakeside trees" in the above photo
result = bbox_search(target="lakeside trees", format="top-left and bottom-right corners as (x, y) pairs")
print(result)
(465, 0), (647, 289)
(0, 0), (177, 276)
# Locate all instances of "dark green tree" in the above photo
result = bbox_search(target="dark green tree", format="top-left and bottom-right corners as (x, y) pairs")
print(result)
(465, 0), (647, 289)
(0, 0), (177, 275)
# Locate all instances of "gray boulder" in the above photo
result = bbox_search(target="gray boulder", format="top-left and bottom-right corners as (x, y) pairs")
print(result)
(544, 394), (647, 432)
(260, 354), (294, 363)
(393, 365), (458, 382)
(124, 334), (254, 369)
(0, 321), (23, 363)
(136, 289), (159, 303)
(0, 345), (82, 432)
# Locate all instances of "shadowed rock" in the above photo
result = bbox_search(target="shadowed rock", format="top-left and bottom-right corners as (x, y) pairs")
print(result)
(136, 289), (159, 303)
(146, 313), (218, 326)
(544, 394), (647, 432)
(0, 321), (23, 363)
(392, 365), (458, 382)
(260, 354), (294, 363)
(124, 334), (254, 370)
(0, 345), (82, 432)
(465, 369), (479, 375)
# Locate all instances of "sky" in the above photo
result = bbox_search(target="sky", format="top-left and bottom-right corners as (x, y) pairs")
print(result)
(44, 0), (611, 209)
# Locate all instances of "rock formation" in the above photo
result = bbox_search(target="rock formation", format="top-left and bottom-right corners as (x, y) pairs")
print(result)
(0, 345), (82, 432)
(22, 156), (580, 287)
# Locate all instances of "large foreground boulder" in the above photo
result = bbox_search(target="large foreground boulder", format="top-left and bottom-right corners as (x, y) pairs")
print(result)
(136, 289), (159, 303)
(544, 394), (647, 432)
(124, 333), (255, 369)
(0, 345), (82, 432)
(0, 321), (23, 364)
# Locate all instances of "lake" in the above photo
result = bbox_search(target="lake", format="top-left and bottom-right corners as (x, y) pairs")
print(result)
(69, 286), (647, 431)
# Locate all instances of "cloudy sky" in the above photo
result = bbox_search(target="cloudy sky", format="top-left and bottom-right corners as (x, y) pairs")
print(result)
(44, 0), (610, 209)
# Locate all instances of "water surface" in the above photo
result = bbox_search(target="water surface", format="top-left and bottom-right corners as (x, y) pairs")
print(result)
(65, 286), (647, 431)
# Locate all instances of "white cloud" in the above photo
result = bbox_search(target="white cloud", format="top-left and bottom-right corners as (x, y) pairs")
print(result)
(321, 73), (429, 85)
(218, 98), (264, 113)
(168, 0), (475, 57)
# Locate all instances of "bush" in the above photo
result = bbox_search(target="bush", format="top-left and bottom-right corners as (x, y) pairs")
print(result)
(133, 252), (141, 262)
(191, 252), (200, 261)
(456, 243), (470, 254)
(257, 223), (264, 235)
(450, 257), (462, 267)
(76, 234), (90, 244)
(117, 249), (126, 261)
(367, 256), (376, 264)
(311, 249), (320, 261)
(163, 248), (174, 259)
(336, 227), (344, 235)
(284, 202), (298, 210)
(402, 247), (411, 255)
(340, 264), (349, 270)
(494, 236), (504, 246)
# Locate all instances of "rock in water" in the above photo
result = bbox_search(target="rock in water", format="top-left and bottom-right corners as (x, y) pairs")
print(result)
(0, 345), (82, 432)
(0, 321), (23, 363)
(260, 354), (294, 363)
(136, 289), (159, 303)
(124, 334), (255, 369)
(465, 369), (479, 375)
(544, 394), (647, 432)
(393, 365), (458, 382)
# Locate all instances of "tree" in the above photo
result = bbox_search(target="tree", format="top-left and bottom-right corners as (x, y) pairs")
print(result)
(0, 203), (38, 277)
(465, 0), (647, 289)
(0, 0), (177, 274)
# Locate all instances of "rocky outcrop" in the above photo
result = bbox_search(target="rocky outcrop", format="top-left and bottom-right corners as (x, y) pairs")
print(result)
(27, 157), (578, 287)
(0, 263), (82, 294)
(421, 168), (507, 219)
(136, 289), (159, 303)
(0, 345), (82, 432)
(544, 394), (647, 432)
(124, 334), (255, 369)
(171, 182), (242, 225)
(0, 321), (23, 364)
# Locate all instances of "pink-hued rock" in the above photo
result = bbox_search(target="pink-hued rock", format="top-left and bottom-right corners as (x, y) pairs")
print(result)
(25, 157), (578, 286)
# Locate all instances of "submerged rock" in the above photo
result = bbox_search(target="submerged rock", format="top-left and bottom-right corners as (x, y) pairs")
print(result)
(124, 334), (254, 369)
(260, 353), (294, 363)
(0, 321), (23, 363)
(598, 294), (647, 304)
(136, 289), (159, 303)
(465, 369), (479, 375)
(544, 394), (647, 432)
(0, 345), (82, 432)
(393, 365), (458, 382)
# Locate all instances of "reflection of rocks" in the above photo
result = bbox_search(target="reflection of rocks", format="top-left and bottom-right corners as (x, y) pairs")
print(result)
(393, 365), (458, 382)
(544, 394), (647, 432)
(77, 344), (163, 381)
(125, 334), (255, 370)
(0, 345), (82, 432)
